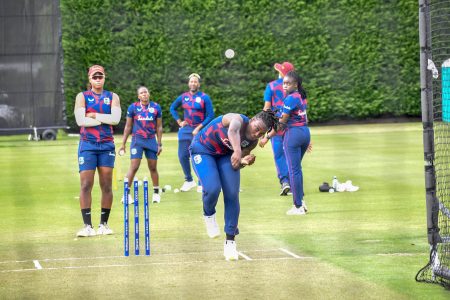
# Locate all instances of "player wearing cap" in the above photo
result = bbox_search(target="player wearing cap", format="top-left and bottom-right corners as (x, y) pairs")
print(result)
(74, 65), (122, 237)
(259, 61), (295, 196)
(190, 111), (279, 260)
(119, 86), (163, 204)
(170, 73), (214, 193)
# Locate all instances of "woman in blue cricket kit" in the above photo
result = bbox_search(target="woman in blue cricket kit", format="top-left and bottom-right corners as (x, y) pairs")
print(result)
(170, 73), (214, 192)
(267, 70), (311, 215)
(190, 111), (279, 260)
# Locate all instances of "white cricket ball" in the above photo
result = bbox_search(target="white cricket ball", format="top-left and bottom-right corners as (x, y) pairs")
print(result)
(118, 149), (125, 156)
(225, 48), (235, 59)
(164, 184), (172, 191)
(174, 188), (180, 193)
(329, 188), (335, 193)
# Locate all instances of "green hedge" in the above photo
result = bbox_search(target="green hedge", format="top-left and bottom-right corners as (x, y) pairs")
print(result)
(61, 0), (419, 131)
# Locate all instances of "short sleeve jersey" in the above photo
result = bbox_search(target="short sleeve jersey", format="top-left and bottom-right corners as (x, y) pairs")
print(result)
(127, 101), (162, 139)
(193, 115), (257, 156)
(282, 91), (308, 127)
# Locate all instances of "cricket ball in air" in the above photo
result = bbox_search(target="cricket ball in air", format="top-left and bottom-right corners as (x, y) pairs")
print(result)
(225, 49), (235, 59)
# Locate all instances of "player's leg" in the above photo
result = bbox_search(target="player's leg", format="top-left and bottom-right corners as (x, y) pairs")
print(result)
(145, 145), (160, 203)
(123, 137), (144, 204)
(78, 170), (96, 236)
(217, 155), (240, 260)
(191, 152), (221, 238)
(284, 127), (311, 215)
(95, 143), (116, 234)
(77, 142), (97, 237)
(178, 138), (196, 191)
(271, 134), (290, 195)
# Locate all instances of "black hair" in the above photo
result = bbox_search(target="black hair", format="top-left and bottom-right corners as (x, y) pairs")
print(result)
(137, 86), (149, 95)
(285, 70), (307, 99)
(254, 110), (279, 132)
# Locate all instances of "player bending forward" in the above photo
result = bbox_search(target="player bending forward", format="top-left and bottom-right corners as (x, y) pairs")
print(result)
(190, 111), (278, 260)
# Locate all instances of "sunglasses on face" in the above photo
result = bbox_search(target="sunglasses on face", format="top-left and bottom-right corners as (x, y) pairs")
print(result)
(92, 75), (104, 80)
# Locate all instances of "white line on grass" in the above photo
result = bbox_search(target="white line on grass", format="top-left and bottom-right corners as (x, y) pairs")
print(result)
(0, 256), (308, 273)
(0, 249), (287, 264)
(279, 248), (304, 259)
(33, 260), (42, 270)
(238, 251), (252, 261)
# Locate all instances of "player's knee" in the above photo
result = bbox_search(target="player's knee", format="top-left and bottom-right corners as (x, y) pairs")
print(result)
(80, 181), (93, 194)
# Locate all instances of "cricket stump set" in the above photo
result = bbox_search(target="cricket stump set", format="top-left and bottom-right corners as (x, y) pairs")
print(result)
(124, 177), (150, 256)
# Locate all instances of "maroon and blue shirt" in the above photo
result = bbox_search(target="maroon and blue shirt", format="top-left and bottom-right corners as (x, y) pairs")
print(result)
(282, 91), (308, 127)
(170, 91), (214, 127)
(191, 115), (257, 156)
(127, 101), (162, 139)
(80, 90), (114, 143)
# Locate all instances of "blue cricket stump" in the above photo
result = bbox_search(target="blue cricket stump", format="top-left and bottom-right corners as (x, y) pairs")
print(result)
(123, 178), (129, 257)
(144, 177), (150, 256)
(134, 177), (139, 256)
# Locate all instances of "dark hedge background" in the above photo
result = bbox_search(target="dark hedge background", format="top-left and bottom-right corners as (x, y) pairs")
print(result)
(61, 0), (419, 131)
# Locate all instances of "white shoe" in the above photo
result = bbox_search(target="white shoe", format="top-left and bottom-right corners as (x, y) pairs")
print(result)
(152, 193), (161, 203)
(197, 185), (203, 193)
(286, 206), (306, 215)
(224, 240), (239, 261)
(97, 223), (113, 235)
(121, 194), (134, 204)
(204, 214), (220, 238)
(344, 180), (359, 192)
(76, 224), (96, 237)
(302, 201), (308, 213)
(180, 181), (197, 192)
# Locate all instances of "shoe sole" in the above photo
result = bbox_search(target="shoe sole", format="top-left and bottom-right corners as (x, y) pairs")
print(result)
(280, 186), (290, 196)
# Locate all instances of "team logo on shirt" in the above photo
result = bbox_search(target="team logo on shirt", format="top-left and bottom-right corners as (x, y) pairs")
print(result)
(195, 97), (201, 103)
(241, 140), (249, 147)
(78, 157), (85, 165)
(283, 104), (291, 110)
(87, 97), (94, 102)
(138, 116), (154, 121)
(193, 154), (202, 164)
(137, 107), (142, 112)
(184, 97), (190, 102)
(149, 107), (155, 113)
(103, 97), (111, 105)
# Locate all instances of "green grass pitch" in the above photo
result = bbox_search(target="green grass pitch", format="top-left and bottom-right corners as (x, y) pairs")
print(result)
(0, 122), (448, 299)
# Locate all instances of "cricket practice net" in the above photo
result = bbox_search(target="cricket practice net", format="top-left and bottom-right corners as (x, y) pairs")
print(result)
(416, 0), (450, 289)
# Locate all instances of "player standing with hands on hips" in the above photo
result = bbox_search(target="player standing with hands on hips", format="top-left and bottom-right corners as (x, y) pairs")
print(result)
(170, 73), (214, 192)
(190, 111), (279, 260)
(74, 65), (121, 237)
(265, 70), (311, 215)
(259, 62), (295, 196)
(119, 86), (163, 204)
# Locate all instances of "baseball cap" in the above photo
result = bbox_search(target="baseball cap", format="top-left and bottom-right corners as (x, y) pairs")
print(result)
(274, 62), (294, 77)
(88, 65), (105, 77)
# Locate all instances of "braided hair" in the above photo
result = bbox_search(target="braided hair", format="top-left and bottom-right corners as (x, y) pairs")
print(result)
(254, 110), (279, 133)
(285, 70), (307, 99)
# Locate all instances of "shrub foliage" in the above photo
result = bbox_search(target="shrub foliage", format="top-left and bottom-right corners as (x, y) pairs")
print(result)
(61, 0), (419, 131)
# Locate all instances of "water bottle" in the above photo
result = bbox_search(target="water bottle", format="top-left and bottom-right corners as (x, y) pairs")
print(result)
(332, 176), (338, 190)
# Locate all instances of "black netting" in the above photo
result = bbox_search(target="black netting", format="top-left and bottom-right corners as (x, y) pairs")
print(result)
(417, 0), (450, 288)
(0, 0), (65, 134)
